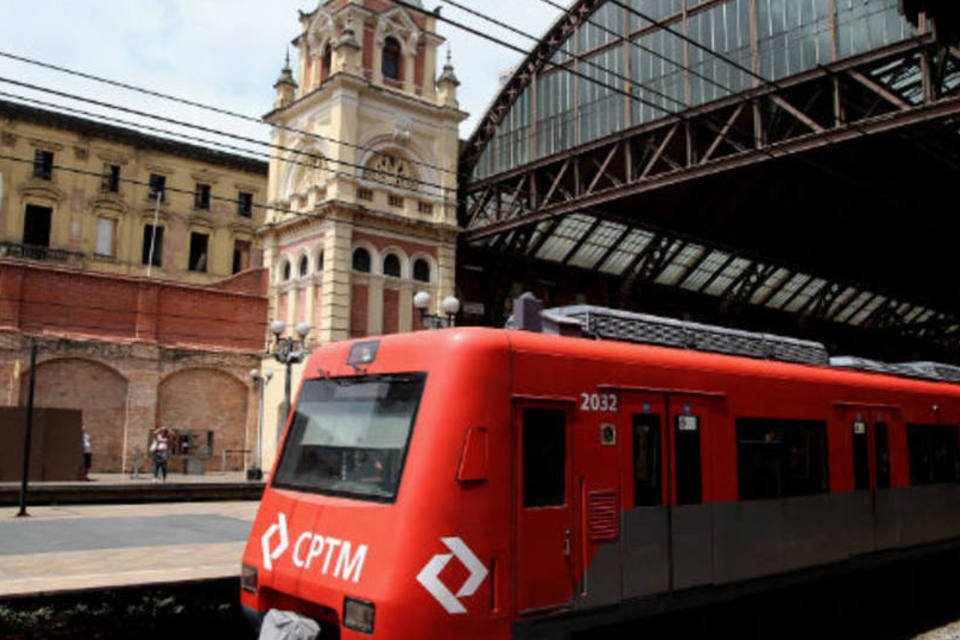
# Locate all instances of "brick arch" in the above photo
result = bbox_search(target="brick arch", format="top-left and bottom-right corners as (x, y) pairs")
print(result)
(157, 368), (250, 471)
(20, 358), (128, 473)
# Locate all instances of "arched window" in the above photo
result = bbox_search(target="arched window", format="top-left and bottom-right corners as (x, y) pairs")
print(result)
(321, 45), (332, 82)
(299, 255), (309, 277)
(382, 37), (401, 81)
(316, 251), (324, 273)
(282, 260), (292, 281)
(413, 258), (430, 283)
(352, 247), (371, 273)
(383, 253), (401, 278)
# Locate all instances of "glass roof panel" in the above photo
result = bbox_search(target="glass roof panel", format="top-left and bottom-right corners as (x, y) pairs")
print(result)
(849, 295), (886, 326)
(524, 221), (550, 256)
(826, 287), (858, 319)
(598, 229), (653, 275)
(655, 245), (705, 286)
(680, 250), (730, 291)
(568, 221), (627, 269)
(833, 291), (873, 323)
(783, 278), (827, 313)
(765, 273), (810, 309)
(749, 268), (791, 305)
(703, 257), (751, 297)
(536, 214), (596, 262)
(903, 306), (926, 324)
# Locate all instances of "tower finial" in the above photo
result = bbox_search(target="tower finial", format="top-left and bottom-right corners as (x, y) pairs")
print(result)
(284, 47), (291, 70)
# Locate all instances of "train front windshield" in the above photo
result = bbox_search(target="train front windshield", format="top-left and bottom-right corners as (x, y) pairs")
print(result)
(273, 373), (426, 501)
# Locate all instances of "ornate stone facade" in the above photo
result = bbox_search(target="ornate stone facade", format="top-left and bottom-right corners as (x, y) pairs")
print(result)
(257, 0), (466, 466)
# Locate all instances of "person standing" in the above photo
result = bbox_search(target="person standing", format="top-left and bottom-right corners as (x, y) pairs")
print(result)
(81, 427), (92, 481)
(150, 427), (172, 483)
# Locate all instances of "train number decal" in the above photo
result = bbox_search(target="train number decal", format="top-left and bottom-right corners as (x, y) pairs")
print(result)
(580, 392), (618, 413)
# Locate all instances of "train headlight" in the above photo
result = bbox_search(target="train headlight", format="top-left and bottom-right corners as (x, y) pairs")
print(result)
(241, 564), (258, 594)
(343, 597), (375, 634)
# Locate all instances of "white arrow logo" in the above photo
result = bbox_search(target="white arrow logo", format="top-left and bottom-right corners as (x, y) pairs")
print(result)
(416, 537), (488, 614)
(261, 513), (290, 571)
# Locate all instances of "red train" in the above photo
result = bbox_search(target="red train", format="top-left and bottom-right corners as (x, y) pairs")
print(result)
(241, 312), (960, 639)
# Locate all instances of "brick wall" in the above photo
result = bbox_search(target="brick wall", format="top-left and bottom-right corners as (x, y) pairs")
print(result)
(19, 358), (128, 472)
(383, 288), (399, 335)
(0, 259), (267, 352)
(351, 283), (368, 338)
(158, 368), (251, 471)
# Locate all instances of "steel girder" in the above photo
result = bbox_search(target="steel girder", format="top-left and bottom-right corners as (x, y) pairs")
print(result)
(462, 37), (960, 237)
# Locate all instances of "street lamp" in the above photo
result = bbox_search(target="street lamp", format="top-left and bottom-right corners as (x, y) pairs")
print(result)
(269, 320), (310, 440)
(247, 368), (273, 481)
(413, 292), (460, 329)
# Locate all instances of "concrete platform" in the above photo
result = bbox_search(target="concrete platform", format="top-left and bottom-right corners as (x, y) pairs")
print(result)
(0, 471), (265, 506)
(0, 501), (258, 599)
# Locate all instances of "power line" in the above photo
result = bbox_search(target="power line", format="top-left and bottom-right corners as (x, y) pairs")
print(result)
(534, 0), (738, 100)
(0, 49), (458, 180)
(0, 89), (457, 209)
(0, 75), (452, 196)
(443, 0), (935, 216)
(394, 0), (680, 120)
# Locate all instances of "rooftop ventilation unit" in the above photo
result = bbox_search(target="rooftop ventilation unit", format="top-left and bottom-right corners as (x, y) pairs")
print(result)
(831, 357), (960, 383)
(540, 304), (830, 366)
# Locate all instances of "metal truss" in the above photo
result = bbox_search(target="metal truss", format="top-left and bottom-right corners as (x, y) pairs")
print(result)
(462, 37), (960, 237)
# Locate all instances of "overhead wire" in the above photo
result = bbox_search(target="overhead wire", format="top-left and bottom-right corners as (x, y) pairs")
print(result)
(0, 75), (452, 196)
(0, 49), (458, 180)
(434, 0), (939, 221)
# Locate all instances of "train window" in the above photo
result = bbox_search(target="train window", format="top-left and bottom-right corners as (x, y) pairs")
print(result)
(273, 373), (426, 502)
(675, 415), (702, 505)
(633, 414), (661, 507)
(907, 424), (960, 485)
(522, 408), (566, 508)
(875, 422), (891, 489)
(736, 418), (829, 501)
(853, 419), (869, 491)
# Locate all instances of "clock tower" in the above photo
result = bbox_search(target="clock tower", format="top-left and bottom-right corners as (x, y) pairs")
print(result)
(263, 0), (465, 344)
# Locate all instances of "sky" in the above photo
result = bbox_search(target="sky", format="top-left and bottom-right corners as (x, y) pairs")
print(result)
(0, 0), (565, 159)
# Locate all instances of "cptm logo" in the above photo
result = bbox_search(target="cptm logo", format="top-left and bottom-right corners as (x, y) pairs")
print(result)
(417, 537), (488, 614)
(261, 513), (368, 583)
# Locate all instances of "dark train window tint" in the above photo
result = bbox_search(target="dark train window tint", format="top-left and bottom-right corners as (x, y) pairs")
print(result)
(907, 424), (960, 485)
(853, 419), (869, 491)
(522, 408), (566, 508)
(876, 422), (891, 489)
(675, 414), (702, 505)
(736, 418), (829, 501)
(633, 413), (661, 507)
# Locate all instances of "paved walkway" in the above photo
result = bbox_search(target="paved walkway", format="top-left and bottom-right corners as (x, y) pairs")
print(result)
(0, 501), (258, 598)
(0, 471), (256, 488)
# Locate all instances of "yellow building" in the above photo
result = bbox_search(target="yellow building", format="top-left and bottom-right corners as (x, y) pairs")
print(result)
(257, 0), (467, 468)
(0, 99), (268, 283)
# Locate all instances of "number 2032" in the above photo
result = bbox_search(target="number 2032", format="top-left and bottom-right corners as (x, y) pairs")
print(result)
(580, 392), (618, 413)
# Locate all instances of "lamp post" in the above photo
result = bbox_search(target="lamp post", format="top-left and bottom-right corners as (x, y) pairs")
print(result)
(247, 368), (272, 481)
(269, 320), (310, 440)
(413, 292), (460, 329)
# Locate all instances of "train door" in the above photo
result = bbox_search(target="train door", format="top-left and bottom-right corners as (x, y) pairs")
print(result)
(620, 391), (718, 598)
(841, 404), (897, 553)
(515, 402), (579, 614)
(620, 392), (670, 598)
(667, 394), (716, 590)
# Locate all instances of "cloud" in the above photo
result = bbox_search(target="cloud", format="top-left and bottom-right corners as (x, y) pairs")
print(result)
(0, 0), (563, 148)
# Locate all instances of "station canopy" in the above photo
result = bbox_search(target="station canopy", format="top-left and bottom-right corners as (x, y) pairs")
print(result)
(459, 0), (960, 359)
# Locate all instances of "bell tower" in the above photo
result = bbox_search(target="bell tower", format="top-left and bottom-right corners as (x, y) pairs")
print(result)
(262, 0), (466, 345)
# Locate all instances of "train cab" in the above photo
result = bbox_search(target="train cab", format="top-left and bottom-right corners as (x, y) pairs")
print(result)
(241, 311), (960, 640)
(241, 329), (516, 639)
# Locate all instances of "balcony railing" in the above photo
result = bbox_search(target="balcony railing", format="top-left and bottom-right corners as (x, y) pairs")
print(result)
(0, 242), (85, 266)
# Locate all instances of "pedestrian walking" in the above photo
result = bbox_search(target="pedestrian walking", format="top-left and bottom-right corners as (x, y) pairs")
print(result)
(81, 427), (92, 481)
(150, 426), (172, 483)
